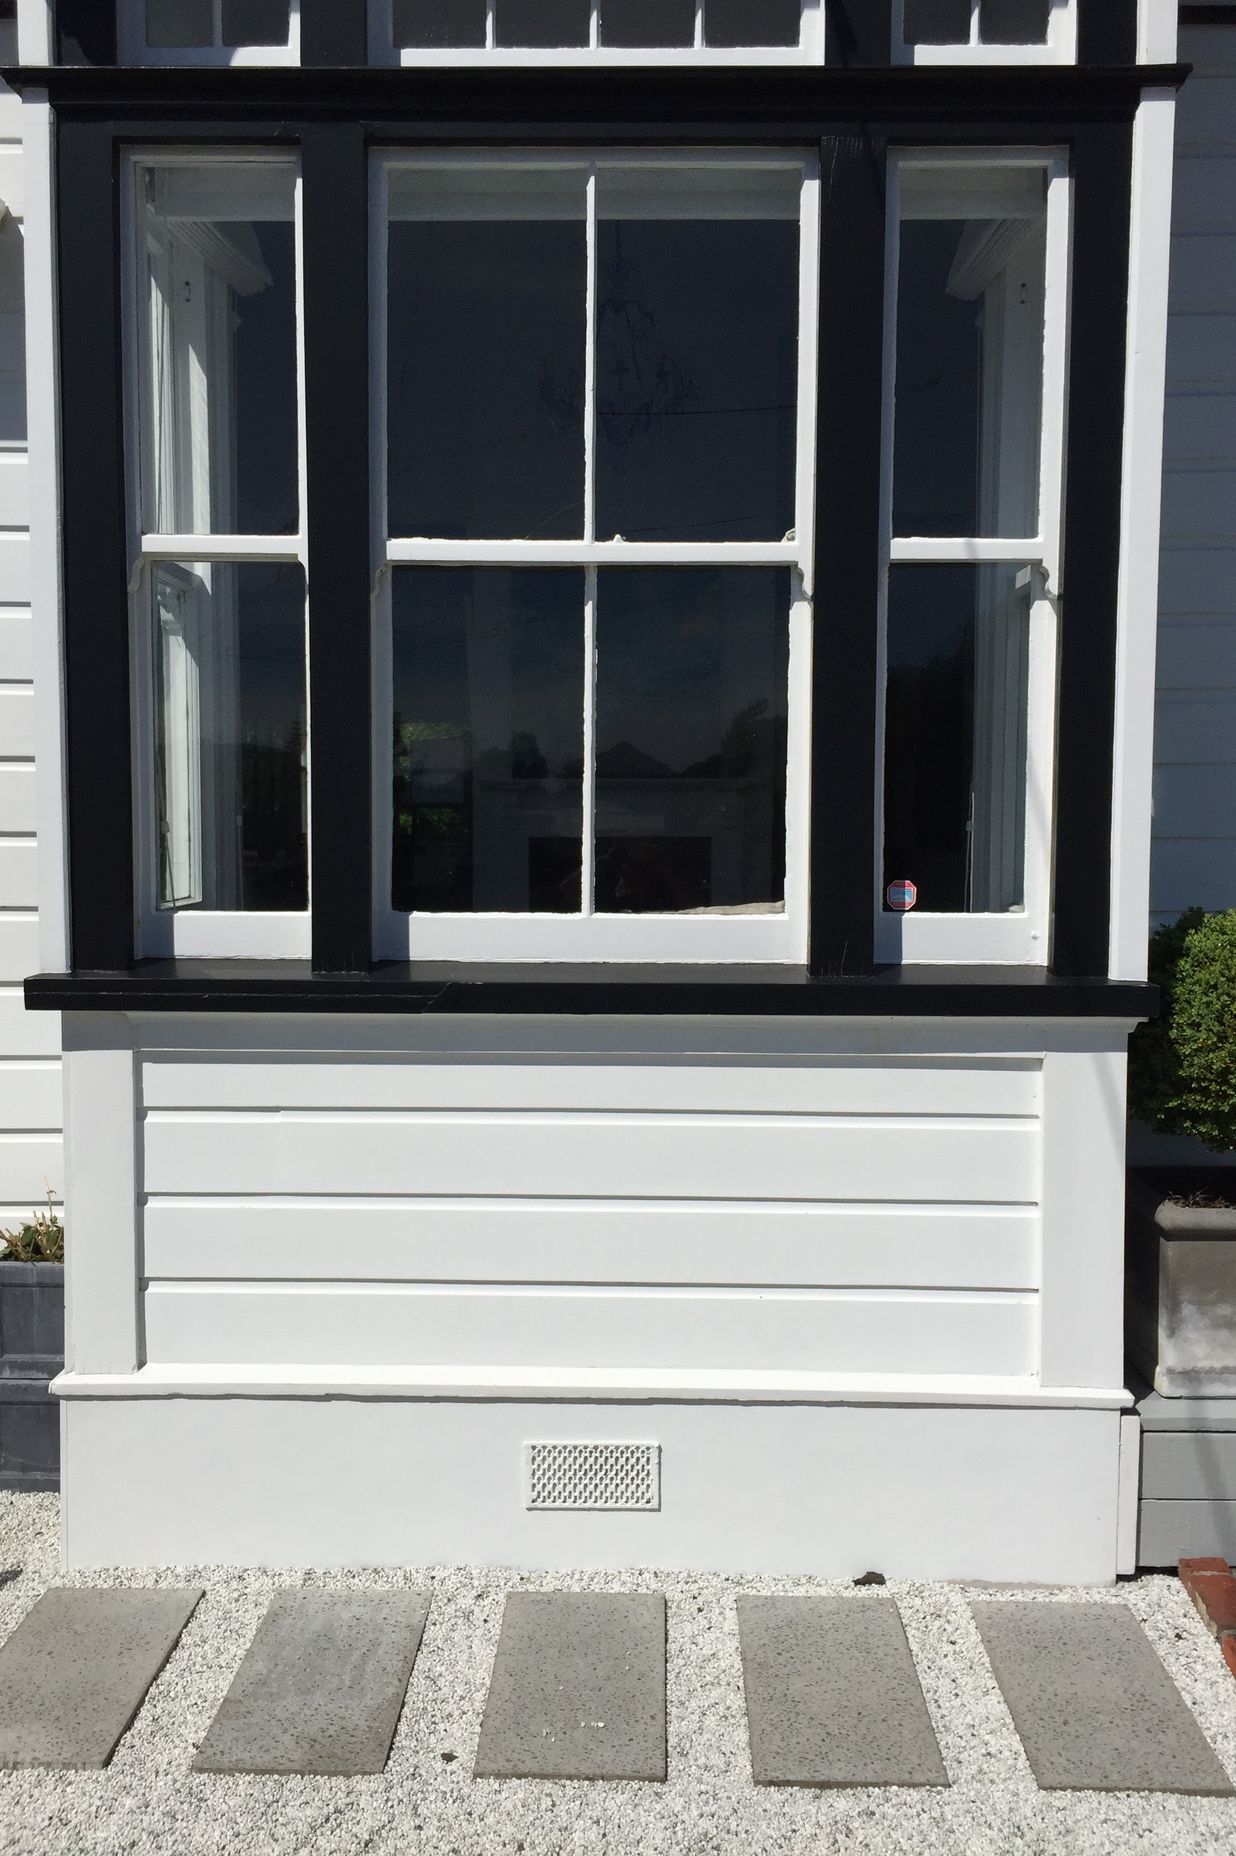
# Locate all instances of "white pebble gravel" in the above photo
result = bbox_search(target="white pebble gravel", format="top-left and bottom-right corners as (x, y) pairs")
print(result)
(2, 1491), (1236, 1856)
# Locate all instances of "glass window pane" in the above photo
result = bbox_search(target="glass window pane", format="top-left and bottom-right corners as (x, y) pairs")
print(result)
(495, 0), (590, 46)
(145, 0), (213, 47)
(894, 166), (1047, 538)
(222, 0), (290, 46)
(392, 569), (585, 913)
(601, 0), (696, 47)
(394, 0), (488, 46)
(595, 569), (788, 915)
(152, 561), (307, 913)
(595, 169), (799, 544)
(138, 161), (299, 536)
(901, 0), (971, 42)
(0, 216), (27, 444)
(980, 0), (1050, 42)
(705, 0), (801, 47)
(883, 564), (1028, 916)
(387, 168), (586, 541)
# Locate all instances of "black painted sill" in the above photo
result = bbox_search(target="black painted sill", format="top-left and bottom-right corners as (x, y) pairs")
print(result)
(25, 963), (1157, 1019)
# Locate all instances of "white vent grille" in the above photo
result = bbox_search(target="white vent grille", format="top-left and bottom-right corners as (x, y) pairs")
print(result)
(524, 1442), (661, 1513)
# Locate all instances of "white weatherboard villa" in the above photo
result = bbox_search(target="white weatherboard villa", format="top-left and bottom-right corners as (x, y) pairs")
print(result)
(0, 0), (1231, 1584)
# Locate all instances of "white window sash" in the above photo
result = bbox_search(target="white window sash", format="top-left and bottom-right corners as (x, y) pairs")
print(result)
(370, 0), (825, 67)
(118, 0), (302, 65)
(894, 0), (1077, 66)
(877, 151), (1071, 967)
(372, 150), (818, 963)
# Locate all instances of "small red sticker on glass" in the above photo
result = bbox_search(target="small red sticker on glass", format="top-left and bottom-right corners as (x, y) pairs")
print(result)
(886, 879), (918, 913)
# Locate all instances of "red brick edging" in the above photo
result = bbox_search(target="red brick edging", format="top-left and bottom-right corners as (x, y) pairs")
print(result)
(1180, 1558), (1236, 1681)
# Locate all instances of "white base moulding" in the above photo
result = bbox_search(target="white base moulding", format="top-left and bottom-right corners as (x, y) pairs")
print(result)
(59, 1397), (1125, 1585)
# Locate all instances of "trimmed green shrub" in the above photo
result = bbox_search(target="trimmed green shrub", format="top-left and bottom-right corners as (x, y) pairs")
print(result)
(1129, 908), (1236, 1153)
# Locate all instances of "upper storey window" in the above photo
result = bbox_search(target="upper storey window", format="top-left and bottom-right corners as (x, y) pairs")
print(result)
(121, 0), (300, 63)
(374, 0), (821, 62)
(897, 0), (1075, 63)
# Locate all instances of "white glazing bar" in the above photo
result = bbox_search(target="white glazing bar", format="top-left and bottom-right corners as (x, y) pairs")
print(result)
(584, 166), (598, 545)
(1038, 158), (1071, 595)
(695, 1), (705, 51)
(385, 540), (801, 566)
(795, 159), (821, 593)
(487, 0), (497, 50)
(581, 566), (598, 917)
(889, 538), (1047, 563)
(137, 534), (305, 564)
(970, 0), (981, 45)
(877, 156), (901, 940)
(590, 0), (600, 50)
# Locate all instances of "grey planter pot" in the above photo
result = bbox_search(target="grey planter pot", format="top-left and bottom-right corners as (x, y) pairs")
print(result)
(1127, 1171), (1236, 1397)
(0, 1261), (64, 1491)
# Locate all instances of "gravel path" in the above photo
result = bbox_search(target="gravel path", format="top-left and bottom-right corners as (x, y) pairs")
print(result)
(2, 1492), (1236, 1855)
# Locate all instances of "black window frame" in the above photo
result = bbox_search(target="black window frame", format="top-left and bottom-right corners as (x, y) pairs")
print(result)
(27, 51), (1173, 1004)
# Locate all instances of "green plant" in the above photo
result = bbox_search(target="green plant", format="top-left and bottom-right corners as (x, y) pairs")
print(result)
(0, 1188), (64, 1264)
(1129, 908), (1236, 1153)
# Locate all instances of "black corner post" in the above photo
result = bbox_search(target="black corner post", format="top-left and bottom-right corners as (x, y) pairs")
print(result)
(300, 0), (370, 66)
(302, 124), (374, 973)
(57, 1), (118, 64)
(1051, 118), (1135, 978)
(58, 119), (133, 971)
(1077, 1), (1138, 66)
(824, 2), (892, 66)
(809, 131), (888, 978)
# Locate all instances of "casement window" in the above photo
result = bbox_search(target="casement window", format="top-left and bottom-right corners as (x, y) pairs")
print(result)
(896, 0), (1077, 64)
(373, 1), (824, 64)
(373, 154), (817, 960)
(879, 151), (1069, 963)
(126, 156), (310, 957)
(119, 0), (300, 64)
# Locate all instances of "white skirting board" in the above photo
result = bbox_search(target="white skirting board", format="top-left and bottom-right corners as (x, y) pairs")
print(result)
(60, 1398), (1125, 1585)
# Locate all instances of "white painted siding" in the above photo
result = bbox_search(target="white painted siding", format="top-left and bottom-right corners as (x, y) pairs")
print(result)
(1154, 25), (1236, 920)
(135, 1033), (1045, 1380)
(0, 87), (61, 1232)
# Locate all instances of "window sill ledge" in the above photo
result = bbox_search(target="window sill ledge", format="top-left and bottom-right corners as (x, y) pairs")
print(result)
(24, 961), (1157, 1020)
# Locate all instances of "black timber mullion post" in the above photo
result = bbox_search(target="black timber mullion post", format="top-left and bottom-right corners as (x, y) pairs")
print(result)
(300, 0), (370, 65)
(1051, 118), (1135, 978)
(302, 124), (374, 973)
(809, 130), (888, 978)
(58, 119), (133, 969)
(1077, 2), (1139, 66)
(824, 2), (892, 66)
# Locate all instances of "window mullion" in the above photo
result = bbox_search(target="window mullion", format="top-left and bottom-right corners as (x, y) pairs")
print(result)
(582, 566), (598, 918)
(584, 164), (598, 546)
(486, 0), (497, 51)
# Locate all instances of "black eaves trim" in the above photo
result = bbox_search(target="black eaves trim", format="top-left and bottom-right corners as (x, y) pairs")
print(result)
(25, 965), (1158, 1020)
(1180, 8), (1236, 24)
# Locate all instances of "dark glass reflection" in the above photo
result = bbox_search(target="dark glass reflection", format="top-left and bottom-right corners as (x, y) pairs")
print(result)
(601, 0), (695, 46)
(496, 0), (590, 46)
(901, 0), (971, 41)
(146, 0), (212, 47)
(234, 224), (299, 535)
(884, 565), (1027, 915)
(0, 216), (28, 444)
(388, 217), (586, 539)
(221, 0), (289, 45)
(596, 219), (797, 542)
(392, 570), (585, 913)
(154, 561), (307, 913)
(393, 0), (488, 47)
(980, 0), (1050, 42)
(706, 0), (801, 47)
(595, 570), (789, 914)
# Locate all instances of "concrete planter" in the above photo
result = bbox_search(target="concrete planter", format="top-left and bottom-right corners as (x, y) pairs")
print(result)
(1127, 1171), (1236, 1397)
(0, 1261), (64, 1490)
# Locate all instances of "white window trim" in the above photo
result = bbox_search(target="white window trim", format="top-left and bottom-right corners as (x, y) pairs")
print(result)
(372, 148), (819, 964)
(117, 0), (301, 66)
(894, 0), (1077, 66)
(123, 150), (311, 960)
(875, 148), (1071, 967)
(370, 0), (825, 67)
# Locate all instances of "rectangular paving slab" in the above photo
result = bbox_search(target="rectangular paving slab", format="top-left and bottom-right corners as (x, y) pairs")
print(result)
(0, 1587), (203, 1770)
(193, 1590), (432, 1776)
(972, 1600), (1235, 1795)
(736, 1594), (948, 1788)
(474, 1592), (666, 1782)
